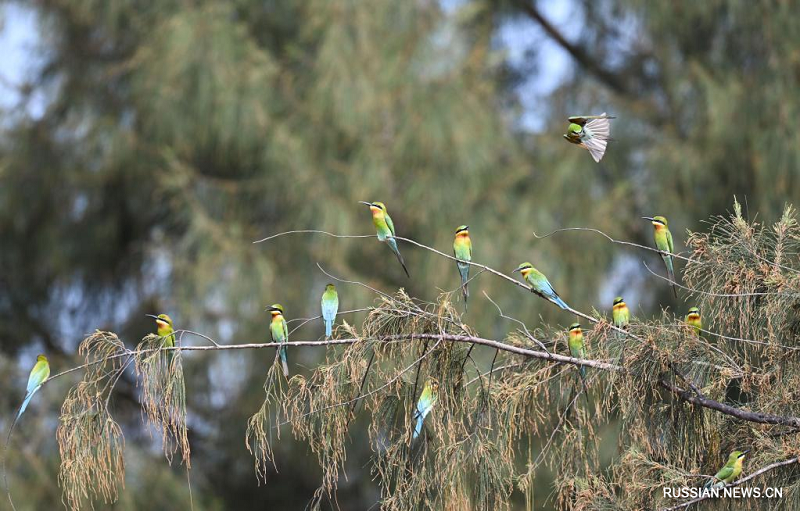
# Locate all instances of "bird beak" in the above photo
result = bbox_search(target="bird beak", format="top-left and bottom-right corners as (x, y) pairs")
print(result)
(512, 268), (520, 273)
(641, 216), (655, 221)
(145, 314), (159, 319)
(359, 201), (373, 207)
(741, 450), (750, 455)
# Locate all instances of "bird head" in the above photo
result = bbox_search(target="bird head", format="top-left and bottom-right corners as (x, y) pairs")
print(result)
(568, 323), (582, 335)
(267, 304), (285, 317)
(360, 201), (386, 218)
(613, 296), (625, 306)
(642, 216), (668, 227)
(513, 262), (533, 277)
(728, 450), (747, 462)
(146, 313), (173, 329)
(36, 354), (48, 363)
(455, 225), (469, 237)
(686, 307), (701, 321)
(325, 283), (336, 292)
(568, 123), (583, 134)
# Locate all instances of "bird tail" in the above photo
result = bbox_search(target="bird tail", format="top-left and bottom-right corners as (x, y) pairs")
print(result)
(458, 264), (469, 311)
(663, 255), (678, 297)
(16, 389), (38, 420)
(552, 295), (570, 310)
(412, 412), (423, 440)
(388, 238), (410, 277)
(280, 347), (289, 377)
(325, 319), (333, 338)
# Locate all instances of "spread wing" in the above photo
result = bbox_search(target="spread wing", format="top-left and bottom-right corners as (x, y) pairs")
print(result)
(568, 113), (614, 125)
(385, 213), (396, 237)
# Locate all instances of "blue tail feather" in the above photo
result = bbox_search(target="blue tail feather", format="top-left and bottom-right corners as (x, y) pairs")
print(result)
(325, 320), (333, 337)
(17, 387), (40, 420)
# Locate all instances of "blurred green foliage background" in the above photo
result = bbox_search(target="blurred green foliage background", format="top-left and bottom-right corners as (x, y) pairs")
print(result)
(1, 0), (799, 508)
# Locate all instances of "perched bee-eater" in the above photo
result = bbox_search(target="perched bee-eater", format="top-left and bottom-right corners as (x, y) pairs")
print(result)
(321, 283), (339, 338)
(453, 225), (472, 311)
(17, 354), (50, 420)
(147, 313), (176, 365)
(513, 262), (569, 310)
(568, 323), (587, 380)
(563, 113), (614, 162)
(268, 304), (289, 377)
(643, 215), (678, 297)
(686, 307), (702, 336)
(612, 296), (630, 329)
(359, 201), (410, 277)
(412, 381), (438, 439)
(704, 450), (747, 489)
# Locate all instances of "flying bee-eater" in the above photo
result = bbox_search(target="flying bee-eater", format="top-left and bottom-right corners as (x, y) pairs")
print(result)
(704, 450), (748, 489)
(643, 215), (678, 297)
(412, 380), (438, 440)
(321, 283), (339, 338)
(563, 113), (614, 162)
(359, 201), (410, 277)
(17, 354), (50, 420)
(686, 307), (702, 336)
(453, 225), (472, 311)
(513, 262), (569, 310)
(268, 304), (289, 377)
(147, 313), (176, 366)
(612, 296), (630, 329)
(568, 323), (587, 379)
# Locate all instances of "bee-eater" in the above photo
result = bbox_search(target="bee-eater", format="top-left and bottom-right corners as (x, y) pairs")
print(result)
(359, 201), (410, 277)
(686, 307), (702, 336)
(704, 450), (747, 488)
(321, 283), (339, 338)
(268, 304), (289, 377)
(513, 262), (569, 310)
(643, 215), (678, 297)
(412, 381), (438, 439)
(612, 296), (630, 329)
(17, 354), (50, 420)
(453, 225), (472, 311)
(147, 313), (176, 365)
(563, 113), (614, 163)
(568, 323), (587, 379)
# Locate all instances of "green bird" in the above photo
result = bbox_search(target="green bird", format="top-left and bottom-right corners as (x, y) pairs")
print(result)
(359, 201), (410, 277)
(413, 381), (438, 439)
(704, 450), (748, 489)
(453, 225), (472, 311)
(643, 215), (678, 297)
(147, 313), (176, 366)
(686, 307), (702, 336)
(563, 113), (614, 162)
(513, 262), (569, 310)
(568, 323), (587, 379)
(17, 354), (50, 420)
(612, 296), (630, 329)
(268, 304), (290, 377)
(321, 283), (339, 338)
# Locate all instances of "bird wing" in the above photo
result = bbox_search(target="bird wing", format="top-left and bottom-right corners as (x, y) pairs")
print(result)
(714, 465), (734, 482)
(584, 116), (611, 140)
(385, 212), (396, 237)
(568, 113), (614, 125)
(322, 294), (338, 320)
(581, 138), (608, 162)
(666, 229), (674, 254)
(281, 317), (289, 340)
(27, 361), (49, 394)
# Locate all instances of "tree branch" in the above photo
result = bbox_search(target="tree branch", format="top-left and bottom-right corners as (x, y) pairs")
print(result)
(661, 457), (800, 510)
(513, 1), (628, 95)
